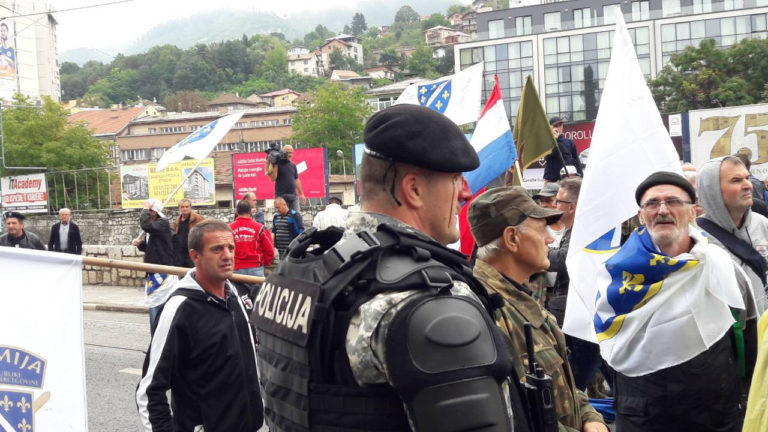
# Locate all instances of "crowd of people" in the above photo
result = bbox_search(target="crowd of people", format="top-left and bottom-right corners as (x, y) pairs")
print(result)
(5, 104), (768, 431)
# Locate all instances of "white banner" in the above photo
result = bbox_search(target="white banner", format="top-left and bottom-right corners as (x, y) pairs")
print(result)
(0, 248), (87, 431)
(689, 103), (768, 179)
(1, 173), (48, 213)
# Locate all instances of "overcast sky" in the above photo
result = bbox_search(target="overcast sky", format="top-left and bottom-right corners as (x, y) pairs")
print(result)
(49, 0), (471, 52)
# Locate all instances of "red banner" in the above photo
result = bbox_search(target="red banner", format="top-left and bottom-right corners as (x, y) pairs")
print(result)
(233, 148), (327, 200)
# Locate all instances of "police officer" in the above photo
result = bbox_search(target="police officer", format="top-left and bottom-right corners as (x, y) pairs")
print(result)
(253, 104), (516, 431)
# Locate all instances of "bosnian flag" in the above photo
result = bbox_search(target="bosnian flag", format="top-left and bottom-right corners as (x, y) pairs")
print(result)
(464, 75), (517, 194)
(156, 112), (243, 171)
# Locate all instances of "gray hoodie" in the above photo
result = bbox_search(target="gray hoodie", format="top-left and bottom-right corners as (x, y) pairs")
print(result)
(698, 157), (767, 315)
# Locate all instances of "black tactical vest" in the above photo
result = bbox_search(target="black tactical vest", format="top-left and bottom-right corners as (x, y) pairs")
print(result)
(251, 225), (497, 432)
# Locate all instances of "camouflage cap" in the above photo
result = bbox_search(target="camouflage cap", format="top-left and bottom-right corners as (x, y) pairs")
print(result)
(469, 186), (563, 247)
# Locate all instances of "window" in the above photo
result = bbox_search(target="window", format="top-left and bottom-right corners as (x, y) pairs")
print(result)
(515, 16), (532, 36)
(692, 0), (712, 14)
(662, 0), (681, 17)
(283, 118), (293, 125)
(631, 1), (649, 21)
(574, 8), (593, 28)
(724, 0), (744, 9)
(190, 125), (199, 131)
(160, 126), (185, 133)
(148, 128), (156, 134)
(544, 12), (561, 30)
(150, 148), (165, 160)
(489, 19), (505, 39)
(603, 5), (621, 25)
(121, 149), (148, 161)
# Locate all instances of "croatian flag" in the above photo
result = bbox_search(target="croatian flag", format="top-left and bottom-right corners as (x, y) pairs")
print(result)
(464, 76), (517, 194)
(156, 112), (243, 171)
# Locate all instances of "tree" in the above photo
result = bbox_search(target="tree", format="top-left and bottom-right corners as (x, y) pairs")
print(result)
(379, 49), (404, 69)
(436, 48), (455, 75)
(1, 95), (111, 209)
(421, 13), (451, 30)
(291, 82), (372, 174)
(447, 4), (470, 15)
(394, 5), (420, 24)
(407, 45), (438, 78)
(351, 13), (368, 36)
(163, 90), (209, 112)
(649, 38), (767, 112)
(172, 51), (212, 91)
(84, 67), (141, 106)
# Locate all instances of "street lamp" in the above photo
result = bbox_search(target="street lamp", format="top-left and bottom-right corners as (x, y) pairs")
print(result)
(336, 149), (346, 176)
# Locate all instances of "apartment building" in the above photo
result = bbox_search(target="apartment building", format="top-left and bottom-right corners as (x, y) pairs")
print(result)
(455, 0), (768, 123)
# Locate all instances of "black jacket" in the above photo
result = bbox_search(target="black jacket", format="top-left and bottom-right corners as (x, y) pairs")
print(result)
(546, 228), (571, 326)
(136, 273), (263, 432)
(137, 210), (175, 266)
(543, 135), (583, 182)
(48, 221), (83, 254)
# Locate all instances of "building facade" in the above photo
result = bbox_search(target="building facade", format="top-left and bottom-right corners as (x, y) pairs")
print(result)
(455, 0), (768, 123)
(0, 1), (60, 101)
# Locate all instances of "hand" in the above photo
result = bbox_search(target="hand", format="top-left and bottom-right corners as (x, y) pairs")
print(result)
(131, 239), (140, 247)
(143, 200), (153, 209)
(300, 194), (307, 205)
(583, 421), (609, 432)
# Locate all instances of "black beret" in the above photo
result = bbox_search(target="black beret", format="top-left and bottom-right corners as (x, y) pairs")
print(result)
(549, 116), (564, 126)
(635, 171), (696, 205)
(3, 211), (25, 221)
(363, 104), (479, 172)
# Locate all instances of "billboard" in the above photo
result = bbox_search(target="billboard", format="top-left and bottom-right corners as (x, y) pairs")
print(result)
(0, 18), (17, 100)
(120, 158), (215, 208)
(232, 147), (328, 200)
(690, 103), (768, 178)
(1, 173), (47, 213)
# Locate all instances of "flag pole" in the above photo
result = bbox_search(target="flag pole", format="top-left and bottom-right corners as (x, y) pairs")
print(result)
(513, 160), (525, 186)
(160, 156), (207, 207)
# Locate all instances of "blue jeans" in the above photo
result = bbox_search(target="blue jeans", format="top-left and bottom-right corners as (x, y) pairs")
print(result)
(235, 267), (265, 277)
(149, 305), (162, 336)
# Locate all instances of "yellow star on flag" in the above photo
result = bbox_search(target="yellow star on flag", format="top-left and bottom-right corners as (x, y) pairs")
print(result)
(442, 90), (450, 99)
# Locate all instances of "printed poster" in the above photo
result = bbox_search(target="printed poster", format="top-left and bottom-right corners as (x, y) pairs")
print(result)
(232, 147), (327, 200)
(0, 173), (47, 213)
(120, 158), (215, 208)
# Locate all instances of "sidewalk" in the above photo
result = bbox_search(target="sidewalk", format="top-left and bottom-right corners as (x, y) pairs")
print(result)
(83, 284), (146, 314)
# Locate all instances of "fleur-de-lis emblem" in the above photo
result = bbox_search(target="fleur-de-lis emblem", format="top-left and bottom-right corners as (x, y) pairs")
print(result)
(441, 90), (450, 100)
(435, 100), (444, 110)
(18, 418), (32, 432)
(17, 396), (31, 413)
(0, 395), (11, 412)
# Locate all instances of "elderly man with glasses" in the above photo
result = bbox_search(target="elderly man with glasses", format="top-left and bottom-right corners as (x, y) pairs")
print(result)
(599, 171), (756, 432)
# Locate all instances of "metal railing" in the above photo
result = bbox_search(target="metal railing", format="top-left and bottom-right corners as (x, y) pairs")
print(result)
(45, 166), (119, 212)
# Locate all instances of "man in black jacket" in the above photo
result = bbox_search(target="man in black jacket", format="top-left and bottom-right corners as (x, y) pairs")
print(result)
(543, 117), (584, 183)
(48, 208), (82, 254)
(132, 199), (176, 334)
(136, 219), (263, 432)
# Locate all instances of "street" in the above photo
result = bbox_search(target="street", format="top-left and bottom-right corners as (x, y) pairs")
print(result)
(84, 310), (148, 432)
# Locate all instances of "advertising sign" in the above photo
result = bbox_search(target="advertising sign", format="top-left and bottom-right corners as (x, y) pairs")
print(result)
(689, 103), (768, 178)
(232, 147), (328, 200)
(1, 173), (47, 213)
(120, 158), (215, 208)
(0, 18), (17, 101)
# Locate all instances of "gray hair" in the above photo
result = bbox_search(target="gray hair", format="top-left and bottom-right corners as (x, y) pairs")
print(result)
(476, 236), (504, 261)
(59, 208), (71, 215)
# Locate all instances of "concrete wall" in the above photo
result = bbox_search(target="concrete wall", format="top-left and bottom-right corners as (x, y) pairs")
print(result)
(21, 206), (326, 287)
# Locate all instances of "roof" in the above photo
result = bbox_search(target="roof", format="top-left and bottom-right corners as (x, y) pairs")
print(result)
(332, 70), (361, 79)
(259, 89), (300, 98)
(130, 106), (297, 125)
(364, 66), (393, 73)
(365, 77), (430, 96)
(425, 25), (457, 32)
(67, 106), (146, 136)
(208, 93), (257, 106)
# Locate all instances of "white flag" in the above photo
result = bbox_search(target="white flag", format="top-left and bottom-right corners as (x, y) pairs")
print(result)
(562, 12), (682, 342)
(395, 62), (483, 126)
(0, 247), (87, 431)
(156, 112), (243, 171)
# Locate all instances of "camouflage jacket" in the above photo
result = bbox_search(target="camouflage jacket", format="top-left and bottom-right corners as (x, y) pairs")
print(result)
(473, 259), (604, 432)
(343, 211), (516, 428)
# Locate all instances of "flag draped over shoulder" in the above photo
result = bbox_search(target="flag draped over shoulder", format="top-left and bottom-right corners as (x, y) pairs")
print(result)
(514, 76), (556, 170)
(156, 112), (243, 171)
(464, 76), (517, 194)
(395, 62), (483, 126)
(562, 12), (682, 343)
(0, 248), (87, 431)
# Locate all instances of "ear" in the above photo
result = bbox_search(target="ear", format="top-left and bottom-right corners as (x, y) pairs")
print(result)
(189, 249), (201, 264)
(502, 226), (519, 253)
(637, 209), (645, 226)
(397, 171), (428, 209)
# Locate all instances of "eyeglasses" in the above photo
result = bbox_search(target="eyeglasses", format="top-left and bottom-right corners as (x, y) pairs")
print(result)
(640, 198), (691, 211)
(555, 199), (575, 206)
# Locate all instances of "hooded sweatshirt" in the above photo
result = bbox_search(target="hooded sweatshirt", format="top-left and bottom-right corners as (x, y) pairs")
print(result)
(698, 157), (768, 315)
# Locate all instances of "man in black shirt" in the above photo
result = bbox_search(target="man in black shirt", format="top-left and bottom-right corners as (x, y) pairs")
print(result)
(266, 145), (306, 211)
(0, 211), (44, 250)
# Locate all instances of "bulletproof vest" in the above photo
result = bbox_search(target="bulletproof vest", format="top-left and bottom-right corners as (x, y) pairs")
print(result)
(251, 224), (496, 432)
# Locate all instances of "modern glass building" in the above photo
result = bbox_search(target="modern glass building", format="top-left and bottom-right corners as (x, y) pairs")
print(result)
(455, 0), (768, 123)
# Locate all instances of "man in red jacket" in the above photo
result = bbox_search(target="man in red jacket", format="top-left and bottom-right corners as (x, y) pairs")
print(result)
(230, 199), (274, 279)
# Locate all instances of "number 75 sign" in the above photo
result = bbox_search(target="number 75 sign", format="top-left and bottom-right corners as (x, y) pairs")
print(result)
(690, 104), (768, 173)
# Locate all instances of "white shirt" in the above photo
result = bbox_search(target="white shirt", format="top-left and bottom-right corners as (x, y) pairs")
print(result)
(312, 203), (349, 230)
(59, 222), (70, 251)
